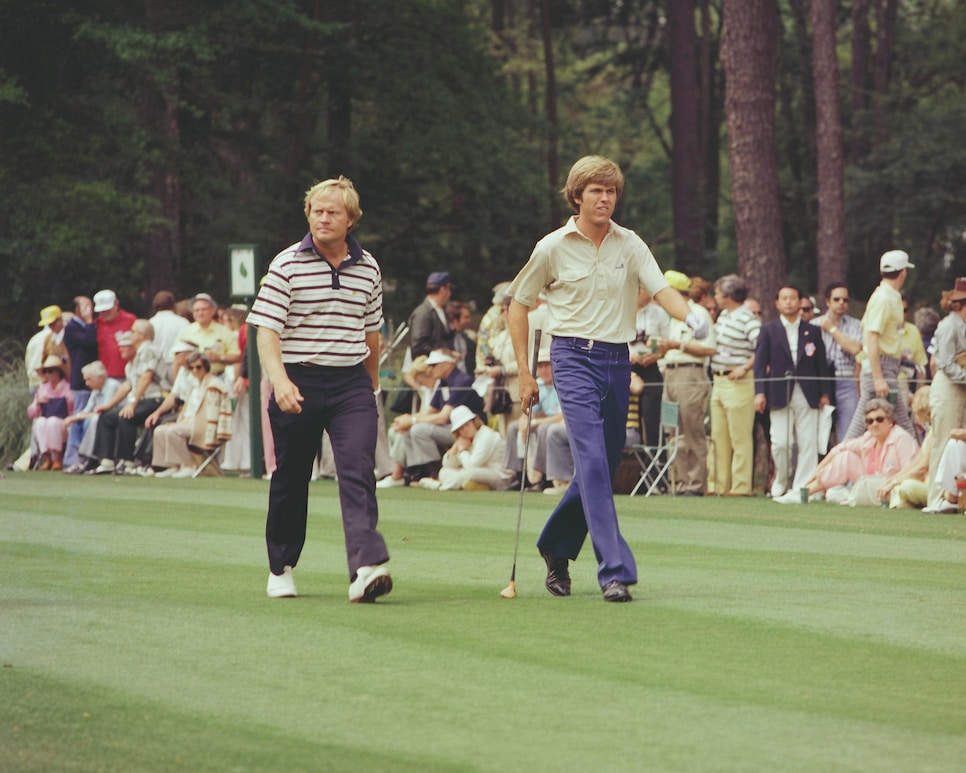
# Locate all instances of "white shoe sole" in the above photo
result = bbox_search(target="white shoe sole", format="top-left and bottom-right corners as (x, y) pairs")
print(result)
(349, 565), (393, 603)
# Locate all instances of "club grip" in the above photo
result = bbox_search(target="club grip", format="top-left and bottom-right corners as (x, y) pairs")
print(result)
(530, 329), (542, 375)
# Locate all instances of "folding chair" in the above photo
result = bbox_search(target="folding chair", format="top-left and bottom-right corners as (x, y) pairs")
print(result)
(189, 441), (225, 478)
(630, 400), (680, 496)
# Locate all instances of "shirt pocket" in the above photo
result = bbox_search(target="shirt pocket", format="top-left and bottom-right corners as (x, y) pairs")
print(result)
(550, 266), (593, 307)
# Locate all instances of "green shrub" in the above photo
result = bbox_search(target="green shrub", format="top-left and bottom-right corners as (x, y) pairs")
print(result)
(0, 340), (31, 467)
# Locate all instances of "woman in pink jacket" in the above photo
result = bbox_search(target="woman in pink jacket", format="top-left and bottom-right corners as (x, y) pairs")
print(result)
(804, 397), (918, 501)
(27, 355), (75, 470)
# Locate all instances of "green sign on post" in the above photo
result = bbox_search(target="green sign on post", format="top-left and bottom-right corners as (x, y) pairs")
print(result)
(228, 244), (264, 479)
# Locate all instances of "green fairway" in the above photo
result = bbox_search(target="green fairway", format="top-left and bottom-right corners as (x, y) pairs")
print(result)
(2, 474), (965, 772)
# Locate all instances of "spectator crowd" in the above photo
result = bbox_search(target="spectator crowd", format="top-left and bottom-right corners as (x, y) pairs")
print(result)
(15, 253), (966, 515)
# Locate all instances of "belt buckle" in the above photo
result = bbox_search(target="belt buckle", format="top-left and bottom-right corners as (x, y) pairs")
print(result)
(581, 339), (594, 351)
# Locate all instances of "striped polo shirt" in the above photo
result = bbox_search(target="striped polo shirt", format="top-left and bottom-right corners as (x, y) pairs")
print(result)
(247, 233), (383, 367)
(711, 305), (761, 372)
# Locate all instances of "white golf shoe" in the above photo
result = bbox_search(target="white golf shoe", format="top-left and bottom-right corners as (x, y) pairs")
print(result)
(267, 566), (297, 598)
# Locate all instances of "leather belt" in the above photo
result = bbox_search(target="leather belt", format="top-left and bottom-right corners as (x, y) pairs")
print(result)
(666, 362), (703, 370)
(712, 369), (734, 377)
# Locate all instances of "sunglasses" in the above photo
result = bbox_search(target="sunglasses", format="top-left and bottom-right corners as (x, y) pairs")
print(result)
(865, 415), (888, 425)
(800, 306), (813, 312)
(830, 296), (850, 303)
(41, 368), (59, 374)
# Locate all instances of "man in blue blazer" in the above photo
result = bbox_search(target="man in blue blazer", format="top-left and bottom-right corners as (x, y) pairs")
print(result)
(753, 285), (832, 503)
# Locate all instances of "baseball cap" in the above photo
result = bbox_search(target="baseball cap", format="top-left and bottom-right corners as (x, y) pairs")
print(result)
(426, 271), (453, 290)
(93, 289), (117, 313)
(880, 250), (915, 272)
(449, 405), (478, 432)
(425, 350), (456, 366)
(37, 305), (63, 327)
(664, 270), (691, 292)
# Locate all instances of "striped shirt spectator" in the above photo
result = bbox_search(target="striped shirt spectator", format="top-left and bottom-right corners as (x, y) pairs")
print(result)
(711, 305), (760, 374)
(247, 233), (383, 366)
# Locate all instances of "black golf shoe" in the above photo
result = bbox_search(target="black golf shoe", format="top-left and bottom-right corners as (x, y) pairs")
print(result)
(602, 580), (632, 602)
(540, 549), (571, 597)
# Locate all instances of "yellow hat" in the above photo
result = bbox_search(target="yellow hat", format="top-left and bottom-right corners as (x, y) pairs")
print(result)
(38, 305), (63, 327)
(664, 270), (690, 292)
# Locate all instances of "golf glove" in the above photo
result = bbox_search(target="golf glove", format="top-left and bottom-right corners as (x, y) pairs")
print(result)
(685, 312), (709, 340)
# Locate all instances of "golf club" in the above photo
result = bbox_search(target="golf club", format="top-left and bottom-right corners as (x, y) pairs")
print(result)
(500, 328), (542, 599)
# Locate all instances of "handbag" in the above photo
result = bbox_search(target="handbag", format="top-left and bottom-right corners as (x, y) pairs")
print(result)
(485, 373), (513, 415)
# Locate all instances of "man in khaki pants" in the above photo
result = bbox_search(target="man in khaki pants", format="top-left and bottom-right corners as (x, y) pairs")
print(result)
(708, 274), (761, 495)
(659, 271), (716, 496)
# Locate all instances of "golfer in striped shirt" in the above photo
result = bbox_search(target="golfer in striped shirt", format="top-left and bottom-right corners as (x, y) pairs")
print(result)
(248, 176), (392, 604)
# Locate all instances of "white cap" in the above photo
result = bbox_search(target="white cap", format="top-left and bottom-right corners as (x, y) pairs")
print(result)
(93, 289), (117, 313)
(449, 405), (478, 432)
(170, 340), (199, 356)
(880, 250), (915, 272)
(425, 350), (456, 366)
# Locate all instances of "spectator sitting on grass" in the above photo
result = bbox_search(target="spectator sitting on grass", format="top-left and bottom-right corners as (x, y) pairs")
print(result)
(800, 397), (918, 505)
(418, 405), (512, 491)
(875, 386), (933, 509)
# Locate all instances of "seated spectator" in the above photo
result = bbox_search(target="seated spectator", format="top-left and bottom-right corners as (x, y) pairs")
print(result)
(63, 361), (122, 474)
(800, 398), (918, 504)
(418, 406), (512, 491)
(88, 321), (165, 475)
(876, 386), (933, 509)
(149, 353), (232, 478)
(925, 428), (966, 514)
(502, 344), (562, 490)
(27, 355), (74, 470)
(378, 350), (484, 487)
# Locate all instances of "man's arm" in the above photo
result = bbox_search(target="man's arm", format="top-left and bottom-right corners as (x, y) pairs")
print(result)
(256, 326), (303, 414)
(653, 287), (692, 323)
(364, 329), (381, 392)
(507, 299), (537, 412)
(866, 331), (890, 397)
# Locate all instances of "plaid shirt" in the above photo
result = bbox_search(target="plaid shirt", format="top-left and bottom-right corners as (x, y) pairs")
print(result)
(815, 313), (862, 373)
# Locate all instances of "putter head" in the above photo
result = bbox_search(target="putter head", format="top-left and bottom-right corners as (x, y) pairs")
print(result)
(500, 581), (516, 599)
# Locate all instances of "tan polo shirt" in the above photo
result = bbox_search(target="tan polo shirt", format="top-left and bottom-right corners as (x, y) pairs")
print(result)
(509, 217), (669, 343)
(861, 282), (903, 359)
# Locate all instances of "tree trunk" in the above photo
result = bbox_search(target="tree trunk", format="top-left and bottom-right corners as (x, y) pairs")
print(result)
(698, 0), (721, 260)
(721, 0), (784, 318)
(811, 0), (847, 296)
(872, 0), (898, 147)
(849, 0), (871, 164)
(667, 0), (704, 275)
(143, 75), (180, 311)
(539, 0), (560, 227)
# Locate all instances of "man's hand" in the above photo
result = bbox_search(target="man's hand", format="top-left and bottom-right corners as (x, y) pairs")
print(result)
(754, 394), (766, 414)
(144, 412), (160, 429)
(119, 403), (135, 420)
(518, 372), (539, 415)
(873, 377), (890, 397)
(273, 378), (304, 414)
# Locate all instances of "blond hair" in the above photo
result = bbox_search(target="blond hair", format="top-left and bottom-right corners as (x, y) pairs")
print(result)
(561, 156), (624, 213)
(304, 175), (362, 227)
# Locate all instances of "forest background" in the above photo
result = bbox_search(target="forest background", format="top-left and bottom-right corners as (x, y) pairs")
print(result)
(1, 0), (965, 346)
